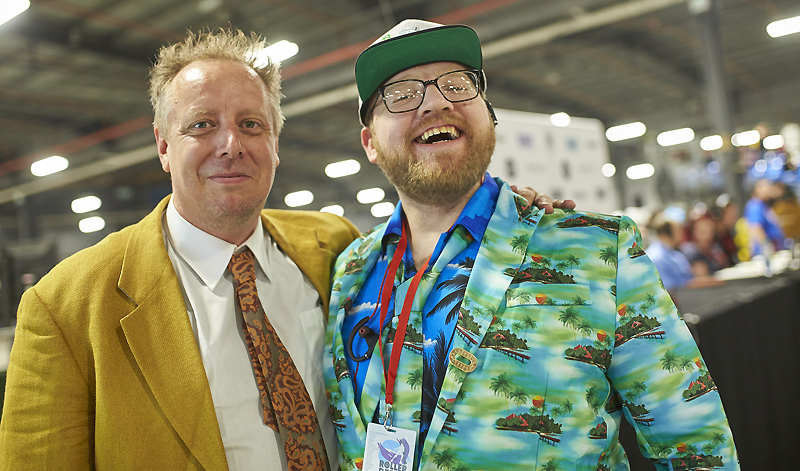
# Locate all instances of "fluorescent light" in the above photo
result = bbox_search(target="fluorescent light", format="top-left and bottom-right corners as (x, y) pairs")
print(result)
(79, 216), (105, 233)
(763, 134), (784, 150)
(767, 15), (800, 38)
(606, 122), (646, 142)
(0, 0), (29, 27)
(320, 205), (344, 216)
(626, 163), (655, 180)
(252, 40), (299, 67)
(550, 112), (571, 127)
(732, 130), (760, 147)
(325, 159), (361, 178)
(371, 202), (395, 218)
(357, 188), (385, 204)
(601, 163), (616, 177)
(700, 135), (723, 151)
(656, 128), (694, 146)
(71, 196), (102, 214)
(31, 155), (69, 177)
(284, 190), (313, 207)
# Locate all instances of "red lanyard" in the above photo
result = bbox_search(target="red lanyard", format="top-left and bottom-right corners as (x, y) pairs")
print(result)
(378, 220), (430, 407)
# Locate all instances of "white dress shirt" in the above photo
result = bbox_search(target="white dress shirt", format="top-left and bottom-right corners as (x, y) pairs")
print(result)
(163, 200), (338, 470)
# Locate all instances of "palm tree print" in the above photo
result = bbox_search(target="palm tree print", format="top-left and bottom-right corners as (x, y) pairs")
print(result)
(561, 399), (574, 416)
(521, 316), (537, 336)
(709, 432), (726, 453)
(558, 307), (581, 339)
(565, 254), (581, 273)
(599, 246), (617, 268)
(510, 235), (530, 255)
(631, 381), (647, 401)
(407, 367), (423, 390)
(661, 349), (690, 385)
(585, 386), (603, 414)
(489, 372), (515, 413)
(433, 449), (458, 471)
(510, 386), (528, 414)
(429, 258), (474, 324)
(541, 458), (560, 471)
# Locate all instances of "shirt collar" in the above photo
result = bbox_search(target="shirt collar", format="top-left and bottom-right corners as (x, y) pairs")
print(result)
(380, 173), (499, 252)
(165, 199), (271, 290)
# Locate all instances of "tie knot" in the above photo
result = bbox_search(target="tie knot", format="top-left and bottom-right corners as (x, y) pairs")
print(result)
(229, 248), (256, 284)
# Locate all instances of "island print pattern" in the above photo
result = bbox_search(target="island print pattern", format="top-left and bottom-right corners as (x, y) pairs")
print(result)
(324, 179), (739, 471)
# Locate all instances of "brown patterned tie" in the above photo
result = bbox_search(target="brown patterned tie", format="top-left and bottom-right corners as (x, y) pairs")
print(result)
(228, 249), (329, 471)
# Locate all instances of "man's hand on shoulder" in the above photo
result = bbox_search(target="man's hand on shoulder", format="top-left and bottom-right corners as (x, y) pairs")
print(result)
(511, 185), (577, 214)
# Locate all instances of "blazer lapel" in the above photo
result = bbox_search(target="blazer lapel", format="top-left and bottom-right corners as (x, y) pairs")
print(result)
(420, 184), (544, 464)
(262, 214), (335, 315)
(324, 226), (386, 461)
(118, 196), (228, 471)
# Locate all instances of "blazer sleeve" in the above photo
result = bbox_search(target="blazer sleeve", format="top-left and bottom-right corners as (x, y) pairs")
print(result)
(0, 287), (94, 471)
(607, 216), (740, 470)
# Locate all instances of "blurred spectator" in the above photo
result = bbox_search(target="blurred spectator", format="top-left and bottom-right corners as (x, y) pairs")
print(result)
(772, 181), (800, 240)
(645, 212), (694, 292)
(744, 179), (786, 257)
(713, 201), (740, 266)
(680, 214), (730, 276)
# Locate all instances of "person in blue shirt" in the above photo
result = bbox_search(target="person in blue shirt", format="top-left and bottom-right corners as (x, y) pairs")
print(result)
(743, 178), (786, 256)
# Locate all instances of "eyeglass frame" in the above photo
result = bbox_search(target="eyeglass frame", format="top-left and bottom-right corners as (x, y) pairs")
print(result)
(372, 69), (486, 116)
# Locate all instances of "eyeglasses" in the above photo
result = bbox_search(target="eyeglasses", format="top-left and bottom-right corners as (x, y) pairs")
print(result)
(377, 69), (483, 114)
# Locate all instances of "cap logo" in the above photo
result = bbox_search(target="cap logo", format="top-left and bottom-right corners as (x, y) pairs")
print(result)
(398, 26), (420, 35)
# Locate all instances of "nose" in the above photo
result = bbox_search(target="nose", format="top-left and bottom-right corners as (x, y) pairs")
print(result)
(418, 82), (452, 115)
(218, 124), (243, 158)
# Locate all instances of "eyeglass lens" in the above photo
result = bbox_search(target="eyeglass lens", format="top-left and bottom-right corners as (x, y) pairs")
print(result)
(382, 70), (479, 113)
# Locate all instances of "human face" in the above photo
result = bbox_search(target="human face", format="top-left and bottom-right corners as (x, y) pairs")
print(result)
(361, 62), (495, 206)
(154, 59), (279, 244)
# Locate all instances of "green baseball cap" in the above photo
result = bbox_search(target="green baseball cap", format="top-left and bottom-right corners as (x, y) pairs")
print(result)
(356, 19), (483, 124)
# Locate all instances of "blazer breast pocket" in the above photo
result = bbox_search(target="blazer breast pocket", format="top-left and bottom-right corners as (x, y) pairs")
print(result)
(505, 282), (592, 307)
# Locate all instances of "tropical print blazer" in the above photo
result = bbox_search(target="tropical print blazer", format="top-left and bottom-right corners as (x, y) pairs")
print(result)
(324, 182), (739, 471)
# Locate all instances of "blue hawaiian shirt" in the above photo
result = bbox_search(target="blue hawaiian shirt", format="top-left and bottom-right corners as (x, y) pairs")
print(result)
(342, 174), (499, 452)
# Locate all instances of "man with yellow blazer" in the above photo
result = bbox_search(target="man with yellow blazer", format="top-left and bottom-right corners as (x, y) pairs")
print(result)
(0, 29), (360, 470)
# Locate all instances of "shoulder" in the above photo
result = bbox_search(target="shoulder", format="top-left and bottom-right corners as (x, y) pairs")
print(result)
(262, 209), (361, 251)
(538, 209), (625, 235)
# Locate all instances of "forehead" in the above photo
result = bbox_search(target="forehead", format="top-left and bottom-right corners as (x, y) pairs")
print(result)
(386, 61), (468, 83)
(171, 59), (268, 100)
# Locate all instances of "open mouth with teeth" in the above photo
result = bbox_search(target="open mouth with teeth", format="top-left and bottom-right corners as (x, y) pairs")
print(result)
(415, 125), (461, 144)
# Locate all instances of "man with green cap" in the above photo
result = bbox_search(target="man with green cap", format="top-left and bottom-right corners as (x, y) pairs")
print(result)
(324, 19), (739, 471)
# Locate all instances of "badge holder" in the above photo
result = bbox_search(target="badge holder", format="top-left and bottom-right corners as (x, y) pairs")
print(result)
(363, 404), (417, 471)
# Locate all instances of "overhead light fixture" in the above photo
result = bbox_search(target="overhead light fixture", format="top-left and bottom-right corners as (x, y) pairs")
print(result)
(0, 0), (29, 27)
(371, 202), (395, 218)
(79, 216), (105, 233)
(626, 163), (655, 180)
(767, 15), (800, 38)
(320, 205), (344, 216)
(731, 130), (760, 147)
(700, 135), (723, 151)
(656, 128), (695, 146)
(71, 196), (102, 214)
(31, 155), (69, 177)
(550, 112), (571, 127)
(252, 40), (299, 67)
(605, 122), (646, 142)
(763, 135), (785, 150)
(284, 190), (313, 207)
(601, 163), (616, 177)
(325, 159), (361, 178)
(357, 188), (385, 204)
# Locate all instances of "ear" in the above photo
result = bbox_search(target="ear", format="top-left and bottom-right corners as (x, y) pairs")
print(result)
(274, 135), (280, 166)
(154, 127), (170, 172)
(361, 125), (378, 164)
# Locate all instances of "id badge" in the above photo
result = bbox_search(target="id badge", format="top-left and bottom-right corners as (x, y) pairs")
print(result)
(363, 422), (417, 471)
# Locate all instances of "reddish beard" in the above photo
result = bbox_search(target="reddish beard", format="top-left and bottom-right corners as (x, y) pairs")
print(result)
(372, 117), (496, 205)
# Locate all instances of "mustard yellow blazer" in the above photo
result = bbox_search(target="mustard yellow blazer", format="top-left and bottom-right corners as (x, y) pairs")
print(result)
(0, 196), (360, 470)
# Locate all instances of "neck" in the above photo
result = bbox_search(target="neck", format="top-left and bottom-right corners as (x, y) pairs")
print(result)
(399, 181), (481, 269)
